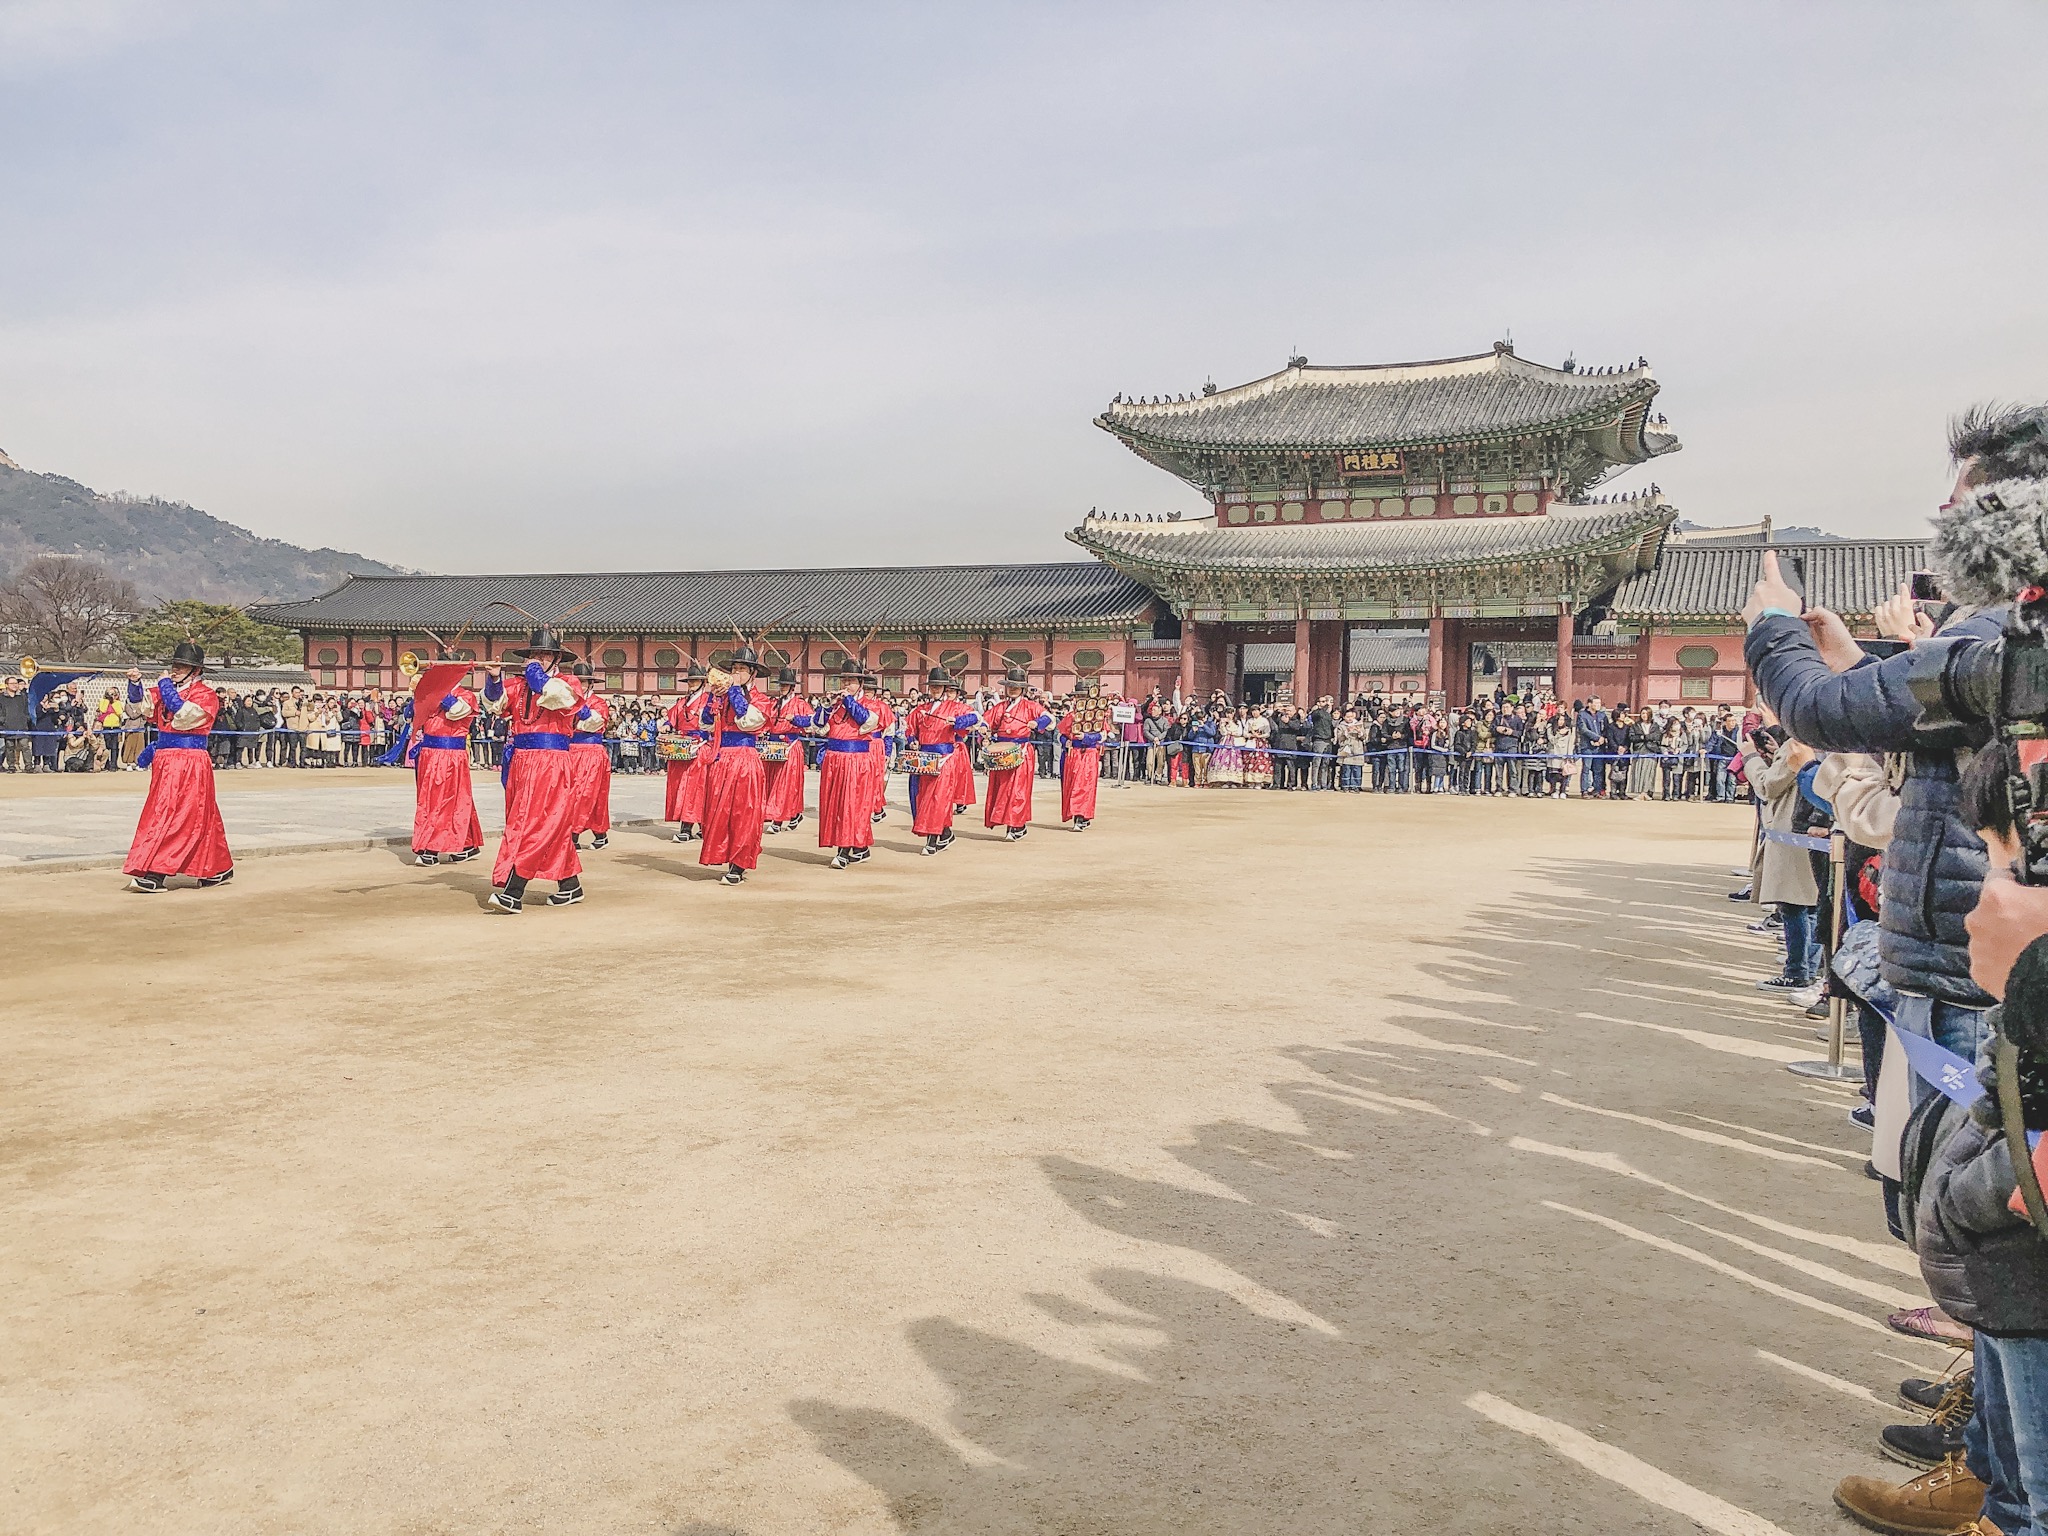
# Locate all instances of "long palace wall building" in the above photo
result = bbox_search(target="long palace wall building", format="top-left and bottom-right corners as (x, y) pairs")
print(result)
(254, 343), (1927, 707)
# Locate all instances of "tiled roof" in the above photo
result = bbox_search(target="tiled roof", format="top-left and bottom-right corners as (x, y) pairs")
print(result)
(1069, 493), (1674, 574)
(249, 563), (1156, 634)
(1348, 631), (1430, 672)
(1099, 350), (1668, 452)
(1609, 541), (1929, 619)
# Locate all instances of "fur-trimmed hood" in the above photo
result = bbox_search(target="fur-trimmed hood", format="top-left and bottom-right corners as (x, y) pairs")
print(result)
(1933, 476), (2048, 607)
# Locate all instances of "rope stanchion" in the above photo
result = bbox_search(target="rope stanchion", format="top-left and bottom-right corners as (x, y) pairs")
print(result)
(1787, 828), (1859, 1083)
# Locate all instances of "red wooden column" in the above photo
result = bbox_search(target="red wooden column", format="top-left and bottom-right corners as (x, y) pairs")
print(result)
(1177, 616), (1197, 702)
(1292, 613), (1311, 702)
(1556, 607), (1576, 702)
(1425, 617), (1446, 697)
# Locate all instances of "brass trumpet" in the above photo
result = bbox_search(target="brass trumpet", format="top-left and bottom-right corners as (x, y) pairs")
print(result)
(18, 656), (36, 680)
(397, 651), (423, 680)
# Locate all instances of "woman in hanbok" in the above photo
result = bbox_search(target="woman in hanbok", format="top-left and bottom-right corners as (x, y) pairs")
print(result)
(1209, 709), (1244, 786)
(1242, 709), (1274, 788)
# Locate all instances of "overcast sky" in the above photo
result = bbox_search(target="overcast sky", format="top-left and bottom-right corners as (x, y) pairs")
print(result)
(2, 1), (2043, 574)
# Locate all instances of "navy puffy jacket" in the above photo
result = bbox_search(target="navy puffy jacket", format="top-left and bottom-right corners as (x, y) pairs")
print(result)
(1744, 608), (2008, 1004)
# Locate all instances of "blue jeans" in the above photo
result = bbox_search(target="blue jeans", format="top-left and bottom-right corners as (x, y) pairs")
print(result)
(1340, 762), (1362, 790)
(1778, 902), (1821, 983)
(1891, 993), (1992, 1111)
(1970, 1332), (2048, 1536)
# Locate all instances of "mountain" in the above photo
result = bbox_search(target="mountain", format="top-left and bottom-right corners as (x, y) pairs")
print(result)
(0, 447), (406, 603)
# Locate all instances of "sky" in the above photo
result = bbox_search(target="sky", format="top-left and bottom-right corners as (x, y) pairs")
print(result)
(2, 0), (2044, 574)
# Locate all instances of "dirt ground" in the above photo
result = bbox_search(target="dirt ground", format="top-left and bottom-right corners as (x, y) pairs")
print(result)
(3, 784), (1926, 1533)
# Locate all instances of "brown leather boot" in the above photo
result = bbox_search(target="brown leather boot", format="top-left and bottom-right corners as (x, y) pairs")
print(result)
(1832, 1456), (1986, 1534)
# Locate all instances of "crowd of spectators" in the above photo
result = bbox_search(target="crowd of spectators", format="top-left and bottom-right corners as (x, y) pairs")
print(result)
(1727, 402), (2048, 1536)
(5, 666), (1756, 802)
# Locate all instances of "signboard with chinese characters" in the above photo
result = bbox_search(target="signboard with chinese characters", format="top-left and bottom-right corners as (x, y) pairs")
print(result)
(1336, 449), (1403, 477)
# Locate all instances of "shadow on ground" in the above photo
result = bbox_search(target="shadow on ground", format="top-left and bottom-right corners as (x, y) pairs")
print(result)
(791, 856), (1874, 1533)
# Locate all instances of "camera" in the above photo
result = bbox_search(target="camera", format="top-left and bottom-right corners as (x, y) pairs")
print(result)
(1905, 595), (2048, 739)
(1908, 588), (2048, 884)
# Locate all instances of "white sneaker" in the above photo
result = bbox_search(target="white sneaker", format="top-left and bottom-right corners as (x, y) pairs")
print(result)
(1789, 983), (1825, 1009)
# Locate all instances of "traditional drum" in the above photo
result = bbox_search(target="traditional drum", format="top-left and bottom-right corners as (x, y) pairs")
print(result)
(904, 748), (951, 776)
(982, 741), (1028, 772)
(1066, 691), (1116, 734)
(659, 735), (701, 763)
(758, 739), (792, 763)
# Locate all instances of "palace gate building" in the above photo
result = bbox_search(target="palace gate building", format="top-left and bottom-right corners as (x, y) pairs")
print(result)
(252, 344), (1925, 706)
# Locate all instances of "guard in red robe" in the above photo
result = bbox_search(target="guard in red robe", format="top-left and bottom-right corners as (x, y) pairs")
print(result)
(817, 661), (882, 868)
(906, 666), (979, 855)
(568, 661), (613, 850)
(696, 646), (772, 885)
(409, 665), (482, 864)
(1058, 708), (1104, 830)
(867, 676), (894, 823)
(982, 665), (1051, 841)
(483, 627), (589, 913)
(666, 662), (711, 841)
(762, 665), (812, 833)
(125, 640), (234, 891)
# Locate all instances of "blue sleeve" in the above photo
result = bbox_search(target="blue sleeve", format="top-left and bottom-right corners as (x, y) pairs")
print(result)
(523, 661), (550, 694)
(440, 693), (458, 711)
(1744, 609), (2004, 754)
(156, 678), (184, 713)
(576, 704), (593, 722)
(789, 712), (812, 728)
(483, 675), (504, 701)
(700, 702), (717, 727)
(843, 699), (870, 727)
(953, 711), (979, 729)
(1078, 731), (1103, 748)
(727, 685), (751, 716)
(1035, 713), (1053, 730)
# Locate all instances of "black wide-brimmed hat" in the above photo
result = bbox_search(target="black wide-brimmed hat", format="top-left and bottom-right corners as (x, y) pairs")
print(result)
(836, 656), (865, 678)
(510, 626), (578, 661)
(1002, 664), (1030, 687)
(571, 660), (595, 680)
(169, 640), (206, 670)
(775, 665), (799, 686)
(684, 661), (708, 681)
(726, 645), (762, 672)
(926, 665), (952, 689)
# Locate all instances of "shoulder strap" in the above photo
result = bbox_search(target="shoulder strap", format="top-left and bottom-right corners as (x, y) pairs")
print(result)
(1994, 1033), (2048, 1241)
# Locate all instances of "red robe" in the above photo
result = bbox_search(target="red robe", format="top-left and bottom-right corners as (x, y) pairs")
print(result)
(412, 684), (482, 854)
(867, 697), (895, 814)
(816, 692), (882, 848)
(662, 694), (708, 824)
(762, 693), (811, 823)
(1058, 712), (1101, 822)
(907, 699), (979, 836)
(698, 684), (770, 870)
(124, 676), (233, 879)
(570, 691), (613, 836)
(491, 666), (589, 887)
(982, 694), (1048, 829)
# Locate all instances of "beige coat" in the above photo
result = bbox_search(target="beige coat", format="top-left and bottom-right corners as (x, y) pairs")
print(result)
(1745, 748), (1821, 907)
(1812, 751), (1898, 849)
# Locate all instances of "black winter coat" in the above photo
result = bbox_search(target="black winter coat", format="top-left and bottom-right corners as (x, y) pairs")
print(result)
(1746, 608), (2008, 1004)
(1910, 1095), (2048, 1336)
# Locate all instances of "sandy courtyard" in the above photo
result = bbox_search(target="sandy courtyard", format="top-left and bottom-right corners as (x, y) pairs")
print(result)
(4, 783), (1922, 1533)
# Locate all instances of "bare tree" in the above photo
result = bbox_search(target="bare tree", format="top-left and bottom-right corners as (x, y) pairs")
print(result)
(0, 555), (142, 661)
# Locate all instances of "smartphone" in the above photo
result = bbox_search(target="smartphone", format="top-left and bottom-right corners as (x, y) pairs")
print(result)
(1910, 571), (1944, 602)
(1776, 551), (1808, 610)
